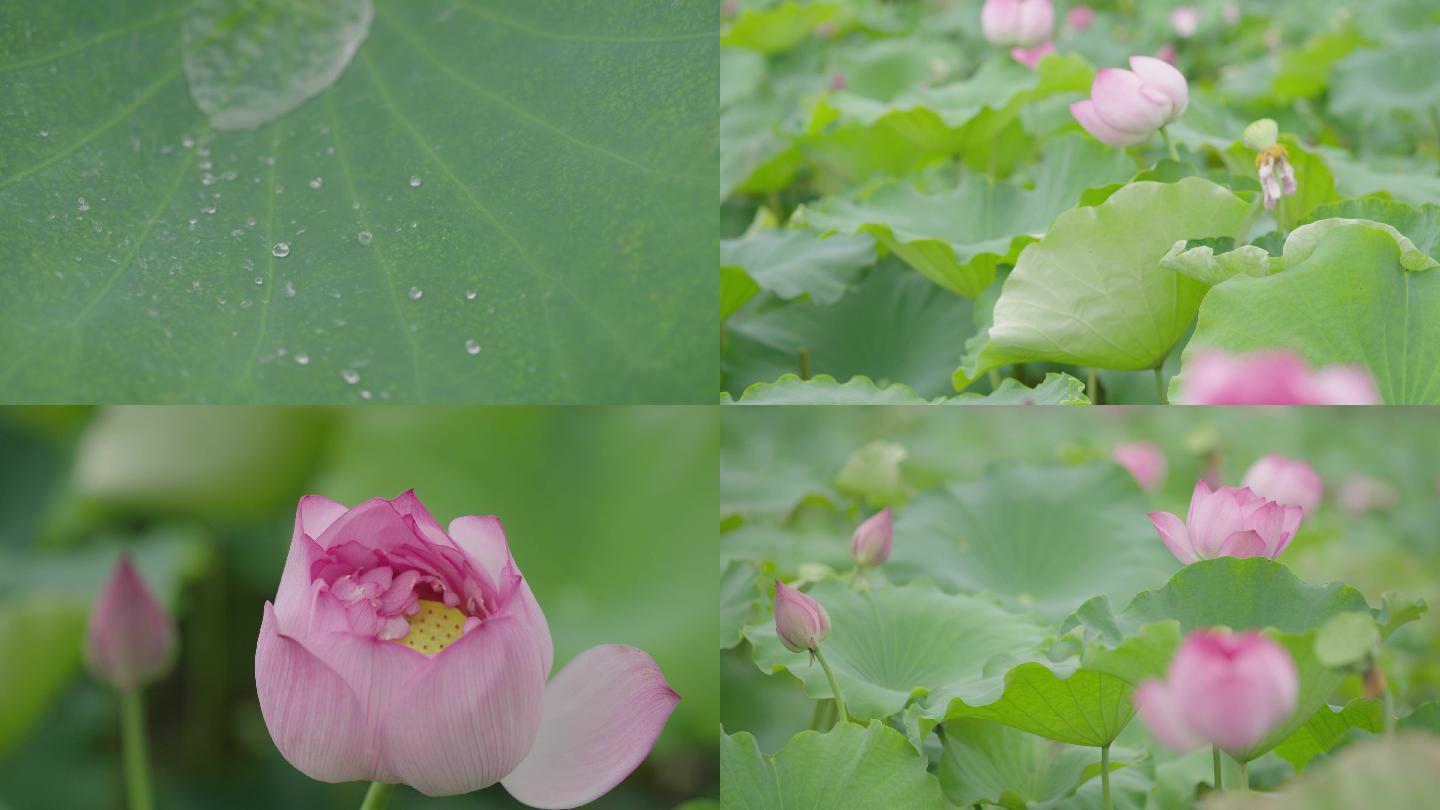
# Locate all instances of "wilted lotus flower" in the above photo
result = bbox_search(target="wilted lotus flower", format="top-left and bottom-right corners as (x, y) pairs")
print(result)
(1011, 41), (1055, 70)
(1178, 350), (1381, 405)
(86, 556), (176, 693)
(981, 0), (1054, 48)
(255, 493), (679, 805)
(1148, 480), (1303, 564)
(774, 581), (830, 653)
(1065, 5), (1095, 32)
(1242, 454), (1323, 516)
(1242, 118), (1297, 209)
(1170, 6), (1201, 38)
(1113, 441), (1167, 492)
(1135, 629), (1298, 755)
(1070, 56), (1188, 147)
(850, 507), (894, 567)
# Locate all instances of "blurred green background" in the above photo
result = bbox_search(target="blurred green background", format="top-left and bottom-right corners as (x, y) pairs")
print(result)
(0, 406), (718, 809)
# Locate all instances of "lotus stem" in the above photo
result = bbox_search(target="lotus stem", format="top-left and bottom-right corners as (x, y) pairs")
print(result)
(1237, 758), (1249, 790)
(1212, 746), (1222, 791)
(1384, 684), (1396, 735)
(1153, 366), (1168, 404)
(813, 646), (850, 727)
(1160, 126), (1180, 162)
(120, 691), (154, 810)
(798, 347), (812, 381)
(1101, 744), (1113, 810)
(1087, 367), (1099, 403)
(360, 782), (397, 810)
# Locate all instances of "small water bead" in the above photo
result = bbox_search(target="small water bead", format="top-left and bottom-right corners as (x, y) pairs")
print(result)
(246, 216), (257, 227)
(201, 203), (217, 215)
(408, 175), (422, 188)
(341, 369), (360, 384)
(359, 389), (372, 400)
(357, 230), (373, 246)
(201, 173), (216, 186)
(408, 286), (423, 300)
(77, 196), (89, 212)
(272, 242), (290, 258)
(275, 184), (284, 194)
(465, 339), (481, 355)
(352, 201), (361, 210)
(284, 280), (296, 297)
(308, 177), (323, 190)
(255, 276), (264, 285)
(294, 353), (310, 365)
(39, 129), (49, 139)
(465, 290), (477, 301)
(182, 134), (195, 148)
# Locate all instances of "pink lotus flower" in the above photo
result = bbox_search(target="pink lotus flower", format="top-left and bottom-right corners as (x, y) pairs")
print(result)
(850, 507), (894, 566)
(1070, 56), (1188, 147)
(774, 581), (830, 653)
(1178, 350), (1382, 405)
(1113, 441), (1167, 492)
(255, 492), (679, 805)
(1170, 6), (1200, 38)
(981, 0), (1054, 48)
(1148, 480), (1303, 564)
(1065, 5), (1095, 32)
(1242, 454), (1323, 516)
(1135, 629), (1298, 755)
(1011, 41), (1056, 70)
(85, 556), (176, 693)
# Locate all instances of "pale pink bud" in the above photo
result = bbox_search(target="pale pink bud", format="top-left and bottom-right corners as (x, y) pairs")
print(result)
(774, 581), (831, 653)
(982, 0), (1054, 48)
(1242, 454), (1323, 516)
(1066, 5), (1095, 32)
(1113, 441), (1167, 492)
(1011, 41), (1055, 70)
(85, 556), (176, 692)
(1070, 56), (1188, 147)
(850, 507), (894, 567)
(1170, 6), (1200, 39)
(1135, 629), (1298, 755)
(1148, 480), (1303, 564)
(1179, 350), (1381, 405)
(1156, 42), (1178, 65)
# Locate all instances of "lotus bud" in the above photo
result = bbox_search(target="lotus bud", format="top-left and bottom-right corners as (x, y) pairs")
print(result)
(828, 71), (846, 91)
(982, 0), (1054, 49)
(1178, 350), (1381, 405)
(1148, 480), (1303, 564)
(1242, 118), (1279, 151)
(1135, 629), (1298, 755)
(1065, 5), (1095, 32)
(773, 581), (831, 653)
(1170, 6), (1200, 39)
(85, 556), (176, 693)
(850, 507), (894, 567)
(1242, 454), (1323, 516)
(1011, 41), (1055, 70)
(1070, 56), (1188, 147)
(1113, 441), (1167, 492)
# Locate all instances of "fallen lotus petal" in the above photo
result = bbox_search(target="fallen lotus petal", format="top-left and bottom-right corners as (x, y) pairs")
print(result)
(773, 580), (831, 653)
(86, 556), (177, 693)
(1135, 629), (1298, 755)
(254, 492), (678, 805)
(1242, 454), (1323, 516)
(1148, 480), (1303, 564)
(1070, 56), (1188, 147)
(1178, 350), (1381, 405)
(1113, 441), (1167, 492)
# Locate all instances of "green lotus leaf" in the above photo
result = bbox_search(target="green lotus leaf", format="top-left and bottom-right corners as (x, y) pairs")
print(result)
(724, 372), (1091, 405)
(721, 560), (765, 650)
(1329, 30), (1440, 123)
(720, 2), (850, 55)
(1180, 221), (1440, 403)
(939, 718), (1104, 808)
(720, 721), (946, 810)
(743, 580), (1049, 721)
(1205, 734), (1440, 810)
(721, 265), (762, 322)
(719, 229), (877, 305)
(1318, 147), (1440, 207)
(1300, 198), (1440, 260)
(957, 178), (1257, 388)
(941, 662), (1137, 748)
(1160, 239), (1272, 287)
(1273, 698), (1382, 772)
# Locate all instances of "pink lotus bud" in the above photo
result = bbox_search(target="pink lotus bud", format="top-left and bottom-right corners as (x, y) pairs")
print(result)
(774, 581), (831, 653)
(1179, 350), (1381, 405)
(255, 492), (678, 803)
(1256, 144), (1298, 209)
(1113, 441), (1167, 492)
(1242, 454), (1323, 516)
(1070, 56), (1188, 147)
(1170, 6), (1200, 39)
(828, 71), (847, 91)
(1011, 41), (1056, 70)
(1135, 629), (1298, 755)
(982, 0), (1054, 48)
(85, 556), (176, 693)
(1148, 480), (1303, 564)
(1066, 5), (1095, 32)
(1155, 42), (1178, 65)
(850, 507), (894, 566)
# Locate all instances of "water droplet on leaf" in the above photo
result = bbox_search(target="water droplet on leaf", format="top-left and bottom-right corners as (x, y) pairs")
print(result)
(272, 242), (290, 258)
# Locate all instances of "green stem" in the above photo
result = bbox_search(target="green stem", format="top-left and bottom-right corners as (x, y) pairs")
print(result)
(1384, 680), (1396, 736)
(1153, 366), (1168, 404)
(813, 646), (850, 727)
(987, 369), (1002, 390)
(798, 347), (812, 381)
(1212, 746), (1223, 791)
(360, 782), (398, 810)
(1237, 757), (1249, 790)
(120, 691), (154, 810)
(1100, 744), (1112, 810)
(1087, 367), (1100, 404)
(1160, 126), (1180, 162)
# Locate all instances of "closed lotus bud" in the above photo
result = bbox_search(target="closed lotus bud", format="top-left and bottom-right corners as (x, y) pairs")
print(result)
(1178, 350), (1381, 405)
(982, 0), (1054, 49)
(1113, 441), (1167, 492)
(1065, 5), (1095, 32)
(773, 581), (830, 653)
(850, 507), (894, 567)
(1170, 6), (1200, 39)
(85, 556), (176, 693)
(1148, 480), (1303, 564)
(1135, 629), (1298, 755)
(1070, 56), (1188, 147)
(1242, 454), (1323, 516)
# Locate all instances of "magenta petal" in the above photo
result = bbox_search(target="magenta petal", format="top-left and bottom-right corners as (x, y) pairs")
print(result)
(1219, 529), (1269, 558)
(314, 498), (422, 552)
(255, 603), (375, 783)
(299, 494), (350, 539)
(1134, 679), (1200, 751)
(389, 489), (453, 548)
(1147, 511), (1195, 564)
(1070, 99), (1151, 147)
(502, 645), (680, 809)
(380, 615), (547, 796)
(276, 507), (333, 635)
(451, 516), (555, 678)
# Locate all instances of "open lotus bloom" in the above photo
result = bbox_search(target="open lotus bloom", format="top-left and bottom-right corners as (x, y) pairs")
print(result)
(1134, 629), (1298, 755)
(86, 556), (176, 693)
(1242, 454), (1323, 516)
(1070, 56), (1188, 147)
(255, 492), (679, 806)
(981, 0), (1053, 48)
(1148, 480), (1303, 564)
(1113, 441), (1167, 492)
(1178, 349), (1381, 405)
